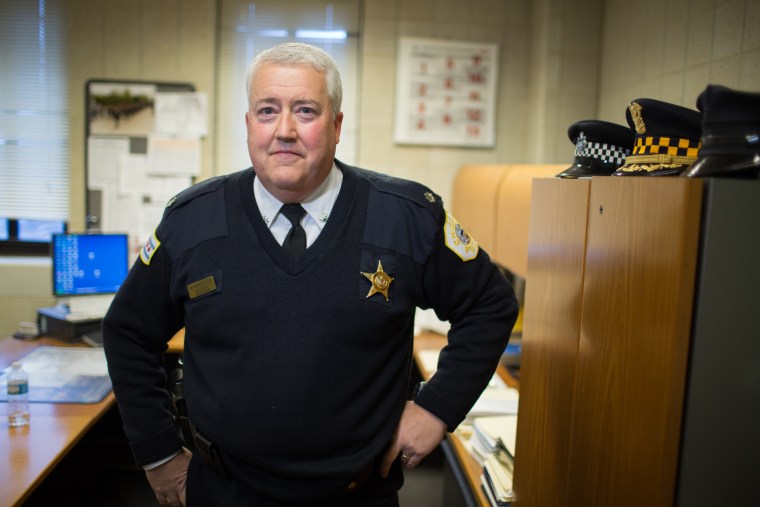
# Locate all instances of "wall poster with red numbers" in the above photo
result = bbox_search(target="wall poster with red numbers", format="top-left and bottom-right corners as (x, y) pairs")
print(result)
(393, 37), (499, 148)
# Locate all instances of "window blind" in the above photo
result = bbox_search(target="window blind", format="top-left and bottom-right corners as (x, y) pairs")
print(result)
(215, 0), (360, 175)
(0, 0), (69, 222)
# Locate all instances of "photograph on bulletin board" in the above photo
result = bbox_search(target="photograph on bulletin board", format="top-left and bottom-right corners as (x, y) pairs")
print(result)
(393, 37), (499, 148)
(84, 80), (203, 245)
(88, 82), (157, 137)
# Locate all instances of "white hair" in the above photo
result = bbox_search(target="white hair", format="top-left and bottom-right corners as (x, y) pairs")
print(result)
(245, 42), (343, 119)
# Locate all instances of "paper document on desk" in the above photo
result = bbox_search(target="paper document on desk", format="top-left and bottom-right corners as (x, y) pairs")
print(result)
(417, 348), (518, 416)
(414, 308), (451, 336)
(416, 349), (440, 376)
(468, 375), (519, 417)
(0, 346), (111, 403)
(473, 414), (518, 458)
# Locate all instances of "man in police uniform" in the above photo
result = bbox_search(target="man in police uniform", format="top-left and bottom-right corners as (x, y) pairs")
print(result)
(103, 42), (517, 507)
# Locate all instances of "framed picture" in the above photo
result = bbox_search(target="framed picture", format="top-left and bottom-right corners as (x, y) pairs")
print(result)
(394, 37), (499, 148)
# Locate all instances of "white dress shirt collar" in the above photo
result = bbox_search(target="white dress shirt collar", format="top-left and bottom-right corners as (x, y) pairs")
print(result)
(253, 163), (343, 248)
(254, 163), (342, 228)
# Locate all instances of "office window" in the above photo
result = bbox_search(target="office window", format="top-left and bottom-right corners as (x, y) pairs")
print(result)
(215, 0), (360, 175)
(0, 0), (69, 252)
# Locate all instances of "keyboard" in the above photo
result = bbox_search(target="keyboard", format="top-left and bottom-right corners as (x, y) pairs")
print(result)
(81, 330), (104, 347)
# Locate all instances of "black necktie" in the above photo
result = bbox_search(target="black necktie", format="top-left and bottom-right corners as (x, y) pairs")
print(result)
(280, 204), (307, 256)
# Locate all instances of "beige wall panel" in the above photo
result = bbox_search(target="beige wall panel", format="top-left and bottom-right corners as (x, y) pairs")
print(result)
(493, 165), (565, 277)
(598, 0), (760, 122)
(0, 260), (56, 338)
(103, 3), (142, 78)
(141, 4), (180, 80)
(451, 165), (511, 254)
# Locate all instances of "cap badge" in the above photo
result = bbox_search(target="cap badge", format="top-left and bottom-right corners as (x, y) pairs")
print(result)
(424, 191), (436, 203)
(362, 260), (394, 301)
(575, 131), (588, 157)
(629, 102), (646, 134)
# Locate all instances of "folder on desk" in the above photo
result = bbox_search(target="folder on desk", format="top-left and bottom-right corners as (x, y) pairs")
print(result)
(473, 414), (518, 458)
(481, 453), (515, 506)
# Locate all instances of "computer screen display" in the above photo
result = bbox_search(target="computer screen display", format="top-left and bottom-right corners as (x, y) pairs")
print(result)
(52, 233), (129, 297)
(19, 219), (66, 242)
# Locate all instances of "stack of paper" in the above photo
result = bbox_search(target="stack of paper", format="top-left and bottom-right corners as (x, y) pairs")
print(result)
(472, 415), (517, 458)
(468, 375), (519, 418)
(471, 415), (518, 506)
(481, 453), (515, 506)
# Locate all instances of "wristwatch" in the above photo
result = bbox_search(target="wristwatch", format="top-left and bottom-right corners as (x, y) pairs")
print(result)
(413, 381), (426, 400)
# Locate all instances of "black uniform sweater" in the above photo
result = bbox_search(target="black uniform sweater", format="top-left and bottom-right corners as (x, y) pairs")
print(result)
(103, 162), (518, 502)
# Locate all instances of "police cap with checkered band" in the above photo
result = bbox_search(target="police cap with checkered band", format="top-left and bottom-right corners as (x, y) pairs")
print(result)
(682, 84), (760, 179)
(556, 120), (633, 178)
(613, 98), (702, 176)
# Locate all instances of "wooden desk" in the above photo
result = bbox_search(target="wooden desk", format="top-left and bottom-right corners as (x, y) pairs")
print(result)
(0, 330), (185, 507)
(413, 331), (517, 507)
(0, 337), (116, 507)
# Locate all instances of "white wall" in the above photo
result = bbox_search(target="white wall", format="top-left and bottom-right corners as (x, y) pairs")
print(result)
(597, 0), (760, 120)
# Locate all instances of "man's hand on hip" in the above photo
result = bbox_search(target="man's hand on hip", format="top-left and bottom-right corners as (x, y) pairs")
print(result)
(146, 447), (192, 506)
(380, 401), (447, 478)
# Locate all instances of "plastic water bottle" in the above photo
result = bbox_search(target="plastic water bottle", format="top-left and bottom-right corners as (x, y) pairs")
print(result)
(7, 362), (30, 427)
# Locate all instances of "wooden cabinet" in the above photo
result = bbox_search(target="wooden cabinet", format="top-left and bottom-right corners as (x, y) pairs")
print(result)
(513, 177), (759, 506)
(509, 178), (593, 506)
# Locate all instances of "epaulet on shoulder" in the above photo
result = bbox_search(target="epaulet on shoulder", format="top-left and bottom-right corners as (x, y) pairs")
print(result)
(164, 175), (227, 213)
(364, 170), (443, 218)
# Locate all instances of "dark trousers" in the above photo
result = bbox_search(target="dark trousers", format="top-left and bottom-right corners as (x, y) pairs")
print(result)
(186, 454), (402, 507)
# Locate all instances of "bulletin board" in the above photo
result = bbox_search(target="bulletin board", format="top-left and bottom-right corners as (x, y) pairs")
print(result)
(84, 79), (208, 248)
(393, 37), (499, 148)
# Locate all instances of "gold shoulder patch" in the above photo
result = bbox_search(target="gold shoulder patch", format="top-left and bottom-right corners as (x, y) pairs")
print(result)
(444, 212), (479, 261)
(140, 230), (161, 265)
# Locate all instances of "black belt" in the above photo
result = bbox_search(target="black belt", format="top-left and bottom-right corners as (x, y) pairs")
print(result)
(336, 460), (373, 497)
(193, 429), (375, 498)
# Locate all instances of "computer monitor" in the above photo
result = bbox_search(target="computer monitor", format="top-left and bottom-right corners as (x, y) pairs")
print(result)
(51, 233), (129, 297)
(19, 219), (66, 242)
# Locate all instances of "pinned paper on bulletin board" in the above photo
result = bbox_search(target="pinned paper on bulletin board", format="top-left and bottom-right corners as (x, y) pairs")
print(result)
(85, 80), (206, 251)
(394, 37), (499, 148)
